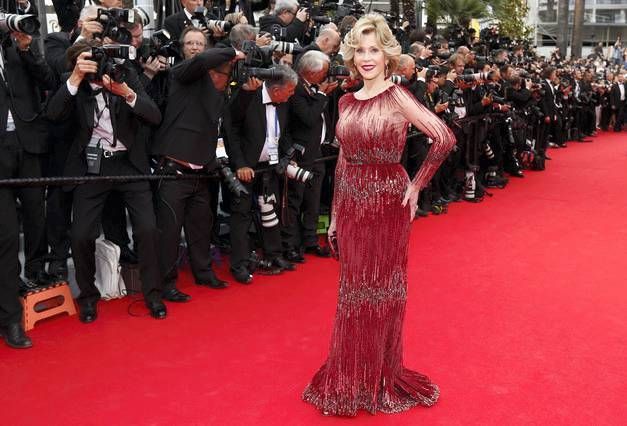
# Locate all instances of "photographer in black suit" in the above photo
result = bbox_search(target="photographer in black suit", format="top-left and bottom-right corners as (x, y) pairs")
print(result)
(1, 28), (56, 348)
(224, 65), (298, 284)
(1, 29), (57, 296)
(47, 40), (166, 322)
(258, 0), (307, 43)
(610, 73), (626, 132)
(152, 27), (242, 302)
(163, 0), (224, 42)
(283, 51), (336, 262)
(539, 67), (561, 159)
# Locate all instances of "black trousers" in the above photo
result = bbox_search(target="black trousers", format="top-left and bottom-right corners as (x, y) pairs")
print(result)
(282, 162), (325, 250)
(0, 132), (22, 326)
(46, 135), (73, 265)
(229, 169), (282, 270)
(101, 192), (133, 250)
(14, 145), (47, 278)
(156, 177), (215, 292)
(614, 105), (625, 131)
(71, 156), (161, 305)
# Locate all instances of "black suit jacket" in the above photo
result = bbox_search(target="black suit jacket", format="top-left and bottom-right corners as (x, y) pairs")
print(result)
(163, 11), (192, 42)
(44, 31), (72, 79)
(540, 80), (558, 118)
(408, 79), (427, 105)
(287, 81), (329, 165)
(259, 14), (306, 43)
(0, 43), (57, 153)
(224, 87), (292, 171)
(464, 86), (489, 116)
(46, 65), (162, 178)
(152, 47), (236, 166)
(610, 83), (627, 110)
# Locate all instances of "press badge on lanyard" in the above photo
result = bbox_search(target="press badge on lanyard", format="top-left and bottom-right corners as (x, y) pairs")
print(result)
(267, 111), (279, 165)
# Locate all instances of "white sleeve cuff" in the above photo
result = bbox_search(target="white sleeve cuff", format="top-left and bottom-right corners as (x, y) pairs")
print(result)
(66, 80), (79, 96)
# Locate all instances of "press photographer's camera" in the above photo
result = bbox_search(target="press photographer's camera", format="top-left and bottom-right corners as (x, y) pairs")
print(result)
(233, 40), (290, 84)
(276, 144), (314, 185)
(145, 29), (179, 62)
(191, 7), (232, 34)
(87, 44), (136, 82)
(95, 8), (134, 44)
(0, 12), (40, 35)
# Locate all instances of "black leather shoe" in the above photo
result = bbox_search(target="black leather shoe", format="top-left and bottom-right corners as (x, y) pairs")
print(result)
(231, 266), (253, 284)
(415, 208), (430, 218)
(256, 259), (283, 275)
(273, 256), (295, 271)
(0, 323), (33, 349)
(196, 271), (228, 289)
(79, 302), (98, 324)
(147, 300), (167, 319)
(18, 277), (39, 295)
(285, 249), (306, 263)
(162, 288), (191, 302)
(25, 270), (59, 288)
(304, 245), (331, 258)
(48, 260), (69, 281)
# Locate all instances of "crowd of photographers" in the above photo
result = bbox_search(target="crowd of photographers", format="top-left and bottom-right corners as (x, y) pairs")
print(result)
(1, 0), (626, 348)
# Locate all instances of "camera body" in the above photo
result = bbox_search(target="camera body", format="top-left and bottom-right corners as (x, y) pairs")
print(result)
(146, 29), (179, 61)
(233, 40), (291, 84)
(87, 44), (136, 82)
(95, 8), (134, 44)
(190, 7), (232, 35)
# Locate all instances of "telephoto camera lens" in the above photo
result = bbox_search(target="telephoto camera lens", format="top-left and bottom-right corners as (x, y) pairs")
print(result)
(258, 195), (279, 228)
(286, 164), (314, 184)
(0, 13), (40, 35)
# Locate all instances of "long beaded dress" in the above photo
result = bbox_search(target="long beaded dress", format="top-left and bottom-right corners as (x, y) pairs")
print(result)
(302, 84), (456, 416)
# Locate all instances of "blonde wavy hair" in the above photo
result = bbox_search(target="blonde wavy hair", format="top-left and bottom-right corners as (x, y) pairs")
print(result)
(340, 13), (401, 79)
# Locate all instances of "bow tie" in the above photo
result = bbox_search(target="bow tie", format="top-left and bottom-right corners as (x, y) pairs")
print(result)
(264, 101), (279, 107)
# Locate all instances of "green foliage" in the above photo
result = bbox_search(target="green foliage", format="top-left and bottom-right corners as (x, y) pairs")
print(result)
(492, 0), (534, 40)
(424, 0), (532, 41)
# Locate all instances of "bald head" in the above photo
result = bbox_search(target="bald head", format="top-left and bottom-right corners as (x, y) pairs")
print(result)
(398, 54), (416, 80)
(315, 27), (341, 56)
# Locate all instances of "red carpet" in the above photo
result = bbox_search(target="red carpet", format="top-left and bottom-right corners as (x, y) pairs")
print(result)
(2, 132), (627, 425)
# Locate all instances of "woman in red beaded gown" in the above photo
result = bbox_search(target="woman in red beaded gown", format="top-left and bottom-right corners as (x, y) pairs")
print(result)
(302, 14), (456, 416)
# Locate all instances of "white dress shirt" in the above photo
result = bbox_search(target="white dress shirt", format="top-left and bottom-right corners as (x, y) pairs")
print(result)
(259, 83), (280, 163)
(66, 80), (138, 151)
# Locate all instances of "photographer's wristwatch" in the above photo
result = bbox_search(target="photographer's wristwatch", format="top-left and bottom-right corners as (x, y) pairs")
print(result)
(124, 90), (136, 104)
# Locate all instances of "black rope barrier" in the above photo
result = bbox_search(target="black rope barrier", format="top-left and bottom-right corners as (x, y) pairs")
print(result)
(0, 155), (339, 188)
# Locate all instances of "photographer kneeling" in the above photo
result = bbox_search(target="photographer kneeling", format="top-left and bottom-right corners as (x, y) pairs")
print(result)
(47, 40), (166, 322)
(224, 64), (298, 284)
(152, 27), (245, 301)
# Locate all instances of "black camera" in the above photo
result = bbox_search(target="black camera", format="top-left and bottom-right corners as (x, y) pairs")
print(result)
(95, 8), (134, 44)
(270, 24), (287, 41)
(88, 44), (136, 82)
(327, 64), (350, 81)
(190, 7), (232, 34)
(233, 40), (288, 84)
(217, 158), (248, 196)
(145, 29), (179, 61)
(0, 12), (40, 35)
(418, 65), (445, 80)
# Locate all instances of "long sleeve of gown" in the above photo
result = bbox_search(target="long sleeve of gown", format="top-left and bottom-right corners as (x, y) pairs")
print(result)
(393, 87), (456, 190)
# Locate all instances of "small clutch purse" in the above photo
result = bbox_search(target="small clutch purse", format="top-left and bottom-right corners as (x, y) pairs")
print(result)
(328, 232), (339, 260)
